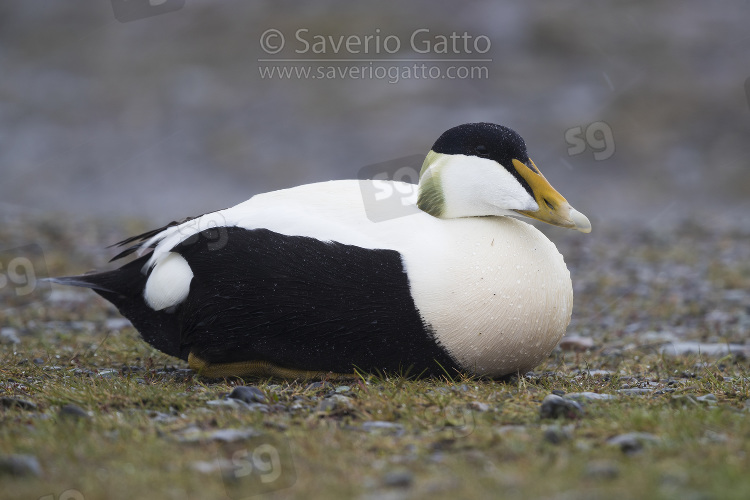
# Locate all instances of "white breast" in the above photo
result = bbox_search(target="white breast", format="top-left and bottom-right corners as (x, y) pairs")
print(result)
(402, 216), (572, 378)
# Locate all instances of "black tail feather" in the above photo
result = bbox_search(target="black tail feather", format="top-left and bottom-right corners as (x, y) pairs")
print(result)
(43, 276), (117, 294)
(43, 254), (149, 297)
(45, 255), (188, 360)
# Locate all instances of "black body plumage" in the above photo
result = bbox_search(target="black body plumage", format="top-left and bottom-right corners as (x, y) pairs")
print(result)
(51, 227), (461, 377)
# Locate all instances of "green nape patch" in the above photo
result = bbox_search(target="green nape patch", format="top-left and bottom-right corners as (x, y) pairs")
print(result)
(416, 150), (446, 217)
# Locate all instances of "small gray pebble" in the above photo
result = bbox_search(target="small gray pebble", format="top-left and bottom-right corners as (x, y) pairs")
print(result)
(540, 394), (583, 419)
(208, 428), (262, 442)
(616, 388), (654, 396)
(542, 426), (569, 444)
(607, 432), (659, 454)
(696, 394), (717, 402)
(702, 430), (728, 443)
(317, 399), (338, 412)
(148, 411), (176, 423)
(317, 394), (351, 412)
(0, 397), (38, 411)
(306, 381), (334, 391)
(0, 327), (20, 345)
(335, 385), (351, 393)
(245, 403), (269, 413)
(207, 399), (248, 409)
(382, 470), (414, 488)
(559, 335), (595, 352)
(0, 454), (42, 477)
(104, 318), (131, 330)
(362, 421), (405, 435)
(654, 388), (676, 395)
(470, 401), (490, 412)
(565, 392), (617, 401)
(58, 404), (90, 420)
(585, 459), (620, 479)
(228, 386), (268, 404)
(222, 400), (270, 413)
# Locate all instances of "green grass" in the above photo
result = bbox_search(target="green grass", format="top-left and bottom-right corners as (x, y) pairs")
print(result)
(2, 324), (749, 500)
(2, 217), (750, 499)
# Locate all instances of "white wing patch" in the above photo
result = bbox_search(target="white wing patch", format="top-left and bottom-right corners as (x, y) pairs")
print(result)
(139, 180), (431, 272)
(143, 252), (194, 311)
(140, 211), (233, 271)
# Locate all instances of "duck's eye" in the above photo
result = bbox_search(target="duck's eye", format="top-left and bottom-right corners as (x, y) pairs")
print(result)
(475, 145), (488, 157)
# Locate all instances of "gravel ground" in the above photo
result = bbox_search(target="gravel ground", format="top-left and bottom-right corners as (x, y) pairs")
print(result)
(1, 213), (749, 500)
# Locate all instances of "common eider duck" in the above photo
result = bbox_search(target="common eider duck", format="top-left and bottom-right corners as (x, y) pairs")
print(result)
(49, 123), (591, 379)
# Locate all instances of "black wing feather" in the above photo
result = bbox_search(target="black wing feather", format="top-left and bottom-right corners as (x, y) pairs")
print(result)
(106, 210), (227, 262)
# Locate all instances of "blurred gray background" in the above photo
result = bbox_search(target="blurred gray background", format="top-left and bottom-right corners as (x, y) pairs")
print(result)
(1, 1), (749, 230)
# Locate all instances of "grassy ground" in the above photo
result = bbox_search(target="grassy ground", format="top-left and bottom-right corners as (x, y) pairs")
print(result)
(1, 215), (749, 500)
